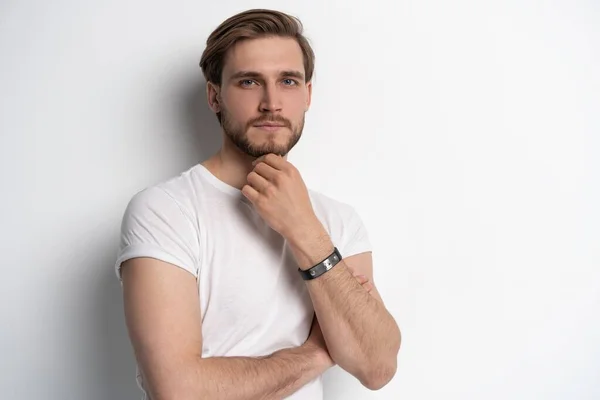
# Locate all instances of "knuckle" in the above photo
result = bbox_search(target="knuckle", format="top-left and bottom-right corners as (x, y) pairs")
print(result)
(272, 173), (282, 185)
(287, 164), (299, 176)
(265, 184), (276, 197)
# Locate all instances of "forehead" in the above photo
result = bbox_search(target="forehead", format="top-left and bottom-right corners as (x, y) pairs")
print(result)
(222, 36), (305, 79)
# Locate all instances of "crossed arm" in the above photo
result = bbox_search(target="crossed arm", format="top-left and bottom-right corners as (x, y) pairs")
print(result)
(122, 258), (332, 400)
(122, 249), (400, 400)
(288, 231), (401, 390)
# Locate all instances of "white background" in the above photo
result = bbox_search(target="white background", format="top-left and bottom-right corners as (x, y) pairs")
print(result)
(1, 1), (598, 399)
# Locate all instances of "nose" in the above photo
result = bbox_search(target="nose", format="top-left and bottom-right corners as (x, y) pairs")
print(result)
(259, 84), (283, 113)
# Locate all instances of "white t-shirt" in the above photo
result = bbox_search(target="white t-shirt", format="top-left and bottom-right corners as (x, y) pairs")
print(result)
(115, 163), (372, 399)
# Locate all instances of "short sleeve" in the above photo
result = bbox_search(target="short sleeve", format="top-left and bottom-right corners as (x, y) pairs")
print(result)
(114, 186), (200, 281)
(339, 206), (373, 258)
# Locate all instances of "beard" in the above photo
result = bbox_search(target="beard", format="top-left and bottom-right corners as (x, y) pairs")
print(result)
(220, 107), (304, 158)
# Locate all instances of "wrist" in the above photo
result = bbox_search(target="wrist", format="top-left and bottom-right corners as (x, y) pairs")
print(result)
(285, 214), (324, 243)
(287, 220), (335, 271)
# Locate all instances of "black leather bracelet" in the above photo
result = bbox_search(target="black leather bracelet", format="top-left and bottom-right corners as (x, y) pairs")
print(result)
(298, 247), (342, 280)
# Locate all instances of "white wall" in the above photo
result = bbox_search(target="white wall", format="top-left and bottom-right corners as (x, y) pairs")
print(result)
(1, 1), (598, 399)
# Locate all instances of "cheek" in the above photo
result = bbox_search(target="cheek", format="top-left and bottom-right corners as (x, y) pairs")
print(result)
(289, 95), (308, 115)
(223, 94), (255, 119)
(290, 89), (309, 107)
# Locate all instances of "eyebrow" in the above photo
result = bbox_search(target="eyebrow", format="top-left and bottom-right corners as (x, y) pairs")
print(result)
(229, 70), (306, 82)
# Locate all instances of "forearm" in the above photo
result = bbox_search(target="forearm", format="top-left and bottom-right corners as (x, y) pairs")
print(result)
(145, 345), (328, 400)
(288, 227), (400, 389)
(306, 263), (400, 387)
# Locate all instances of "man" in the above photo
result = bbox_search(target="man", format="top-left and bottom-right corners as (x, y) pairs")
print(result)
(116, 9), (401, 400)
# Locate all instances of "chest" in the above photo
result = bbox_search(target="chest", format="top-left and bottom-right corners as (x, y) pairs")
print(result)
(196, 200), (314, 355)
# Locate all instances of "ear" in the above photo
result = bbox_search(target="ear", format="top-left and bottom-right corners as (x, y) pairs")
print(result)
(305, 81), (312, 111)
(206, 81), (221, 113)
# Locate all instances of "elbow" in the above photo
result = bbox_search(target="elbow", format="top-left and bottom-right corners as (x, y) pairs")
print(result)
(336, 326), (402, 390)
(147, 387), (196, 400)
(153, 394), (184, 400)
(333, 352), (396, 390)
(143, 376), (202, 400)
(136, 357), (206, 400)
(151, 389), (201, 400)
(360, 358), (398, 391)
(360, 330), (401, 391)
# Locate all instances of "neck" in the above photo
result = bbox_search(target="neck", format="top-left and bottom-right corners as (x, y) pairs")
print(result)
(201, 133), (288, 190)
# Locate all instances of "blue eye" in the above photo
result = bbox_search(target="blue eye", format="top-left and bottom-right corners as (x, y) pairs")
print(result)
(283, 79), (297, 86)
(240, 80), (256, 87)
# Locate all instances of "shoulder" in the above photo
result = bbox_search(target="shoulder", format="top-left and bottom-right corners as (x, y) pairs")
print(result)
(124, 164), (206, 221)
(116, 165), (205, 280)
(308, 188), (368, 225)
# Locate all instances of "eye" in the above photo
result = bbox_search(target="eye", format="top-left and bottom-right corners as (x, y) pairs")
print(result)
(240, 79), (257, 87)
(282, 79), (298, 86)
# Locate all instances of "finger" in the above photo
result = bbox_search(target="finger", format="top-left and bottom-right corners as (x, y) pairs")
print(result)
(247, 171), (270, 193)
(254, 153), (286, 170)
(253, 161), (279, 182)
(241, 184), (260, 203)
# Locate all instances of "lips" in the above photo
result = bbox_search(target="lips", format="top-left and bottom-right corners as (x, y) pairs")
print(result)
(250, 116), (290, 131)
(254, 124), (285, 132)
(254, 123), (285, 127)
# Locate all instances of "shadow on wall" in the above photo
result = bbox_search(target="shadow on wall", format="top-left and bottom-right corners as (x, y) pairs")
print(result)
(178, 78), (223, 165)
(89, 70), (221, 399)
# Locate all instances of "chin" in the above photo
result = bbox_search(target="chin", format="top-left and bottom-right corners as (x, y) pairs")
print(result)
(249, 145), (289, 158)
(250, 126), (291, 136)
(248, 133), (289, 147)
(231, 127), (301, 158)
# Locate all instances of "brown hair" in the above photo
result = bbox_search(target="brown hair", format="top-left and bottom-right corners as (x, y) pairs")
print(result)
(199, 9), (315, 86)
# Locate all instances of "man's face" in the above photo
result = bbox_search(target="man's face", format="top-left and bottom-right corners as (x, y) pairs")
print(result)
(210, 36), (312, 158)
